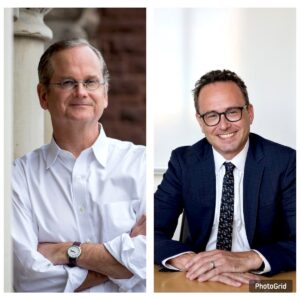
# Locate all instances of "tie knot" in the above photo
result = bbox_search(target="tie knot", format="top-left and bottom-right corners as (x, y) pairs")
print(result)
(224, 162), (235, 173)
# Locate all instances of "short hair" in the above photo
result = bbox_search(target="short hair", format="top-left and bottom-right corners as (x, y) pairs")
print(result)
(192, 69), (249, 113)
(38, 38), (110, 87)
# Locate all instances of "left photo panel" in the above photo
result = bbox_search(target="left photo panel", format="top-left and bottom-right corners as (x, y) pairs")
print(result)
(5, 7), (146, 292)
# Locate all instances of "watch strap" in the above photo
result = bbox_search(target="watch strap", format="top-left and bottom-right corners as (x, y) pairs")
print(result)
(67, 241), (81, 268)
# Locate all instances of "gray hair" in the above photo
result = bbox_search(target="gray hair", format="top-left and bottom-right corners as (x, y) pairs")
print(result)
(38, 38), (110, 87)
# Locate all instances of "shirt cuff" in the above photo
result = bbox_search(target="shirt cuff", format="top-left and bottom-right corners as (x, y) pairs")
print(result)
(162, 251), (194, 270)
(63, 266), (88, 292)
(251, 249), (271, 274)
(104, 233), (146, 291)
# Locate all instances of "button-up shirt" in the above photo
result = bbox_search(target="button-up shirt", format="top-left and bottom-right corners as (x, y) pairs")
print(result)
(12, 126), (146, 292)
(206, 140), (250, 251)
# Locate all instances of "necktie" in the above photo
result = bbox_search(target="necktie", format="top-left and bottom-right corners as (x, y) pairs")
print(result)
(216, 162), (235, 251)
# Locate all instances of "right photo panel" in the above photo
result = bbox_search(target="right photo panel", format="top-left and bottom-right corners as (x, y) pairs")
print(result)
(153, 7), (296, 293)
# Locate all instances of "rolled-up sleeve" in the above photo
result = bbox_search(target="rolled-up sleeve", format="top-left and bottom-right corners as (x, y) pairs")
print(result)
(104, 234), (146, 292)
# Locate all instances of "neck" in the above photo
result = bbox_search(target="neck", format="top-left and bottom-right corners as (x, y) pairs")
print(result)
(52, 122), (100, 158)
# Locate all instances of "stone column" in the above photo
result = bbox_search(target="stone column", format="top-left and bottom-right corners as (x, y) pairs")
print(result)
(13, 8), (52, 159)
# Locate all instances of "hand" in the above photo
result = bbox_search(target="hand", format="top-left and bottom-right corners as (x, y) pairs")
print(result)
(75, 270), (108, 292)
(38, 242), (72, 265)
(130, 214), (146, 237)
(167, 253), (196, 271)
(206, 271), (261, 287)
(185, 250), (262, 282)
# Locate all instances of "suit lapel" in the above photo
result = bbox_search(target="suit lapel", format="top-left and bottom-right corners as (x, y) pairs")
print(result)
(243, 134), (265, 246)
(191, 141), (216, 246)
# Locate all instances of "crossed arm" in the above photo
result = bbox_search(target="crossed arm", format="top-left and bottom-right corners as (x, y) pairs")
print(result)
(38, 215), (146, 291)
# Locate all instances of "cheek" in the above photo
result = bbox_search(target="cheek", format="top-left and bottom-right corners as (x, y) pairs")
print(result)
(202, 127), (216, 138)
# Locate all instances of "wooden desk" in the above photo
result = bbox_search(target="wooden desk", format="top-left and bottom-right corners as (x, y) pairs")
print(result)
(154, 265), (296, 292)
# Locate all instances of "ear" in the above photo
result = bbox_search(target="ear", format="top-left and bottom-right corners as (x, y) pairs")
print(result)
(37, 83), (49, 110)
(196, 113), (205, 133)
(103, 85), (109, 109)
(247, 104), (254, 124)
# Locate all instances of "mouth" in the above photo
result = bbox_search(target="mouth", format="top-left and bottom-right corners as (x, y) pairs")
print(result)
(218, 132), (236, 139)
(70, 103), (91, 107)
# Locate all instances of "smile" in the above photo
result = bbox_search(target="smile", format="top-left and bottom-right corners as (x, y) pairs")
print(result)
(218, 132), (235, 139)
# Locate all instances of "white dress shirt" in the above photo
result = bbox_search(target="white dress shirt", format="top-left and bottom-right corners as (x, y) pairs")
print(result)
(12, 126), (146, 292)
(164, 140), (270, 273)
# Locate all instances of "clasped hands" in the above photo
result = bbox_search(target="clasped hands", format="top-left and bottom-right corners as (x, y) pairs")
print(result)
(168, 249), (262, 287)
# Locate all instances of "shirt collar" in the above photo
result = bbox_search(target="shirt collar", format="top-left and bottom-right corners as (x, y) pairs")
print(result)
(92, 124), (108, 168)
(213, 139), (249, 173)
(45, 123), (108, 169)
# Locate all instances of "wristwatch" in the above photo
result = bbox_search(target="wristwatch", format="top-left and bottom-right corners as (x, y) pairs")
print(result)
(67, 241), (81, 267)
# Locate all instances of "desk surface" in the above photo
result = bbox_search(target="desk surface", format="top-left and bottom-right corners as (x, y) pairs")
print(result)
(154, 265), (296, 292)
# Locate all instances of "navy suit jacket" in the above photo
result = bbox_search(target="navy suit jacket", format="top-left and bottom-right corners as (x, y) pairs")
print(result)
(154, 133), (296, 275)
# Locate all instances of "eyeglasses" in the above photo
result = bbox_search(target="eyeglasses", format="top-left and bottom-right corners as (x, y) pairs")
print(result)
(49, 79), (105, 91)
(199, 105), (248, 127)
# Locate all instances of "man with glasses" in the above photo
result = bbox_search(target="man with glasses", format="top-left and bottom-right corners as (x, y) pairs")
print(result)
(154, 70), (295, 286)
(12, 39), (146, 292)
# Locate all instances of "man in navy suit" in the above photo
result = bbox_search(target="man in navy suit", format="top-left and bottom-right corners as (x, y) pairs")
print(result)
(154, 70), (296, 287)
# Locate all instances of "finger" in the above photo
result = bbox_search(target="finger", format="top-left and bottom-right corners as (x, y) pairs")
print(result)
(130, 217), (146, 237)
(185, 250), (222, 269)
(220, 272), (261, 284)
(208, 274), (242, 287)
(186, 261), (216, 280)
(136, 214), (146, 225)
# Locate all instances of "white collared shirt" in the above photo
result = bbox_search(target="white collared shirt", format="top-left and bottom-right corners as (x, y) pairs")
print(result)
(12, 126), (146, 292)
(206, 140), (250, 251)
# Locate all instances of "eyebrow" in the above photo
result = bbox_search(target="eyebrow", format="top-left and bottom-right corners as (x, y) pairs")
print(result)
(57, 75), (100, 80)
(201, 106), (243, 115)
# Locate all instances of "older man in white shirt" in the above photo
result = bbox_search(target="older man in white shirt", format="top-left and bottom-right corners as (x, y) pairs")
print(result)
(12, 39), (146, 292)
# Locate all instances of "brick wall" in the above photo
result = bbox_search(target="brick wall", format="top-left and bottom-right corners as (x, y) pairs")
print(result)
(93, 8), (146, 145)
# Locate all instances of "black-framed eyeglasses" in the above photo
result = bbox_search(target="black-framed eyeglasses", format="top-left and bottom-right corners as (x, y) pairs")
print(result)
(49, 79), (105, 91)
(198, 104), (248, 127)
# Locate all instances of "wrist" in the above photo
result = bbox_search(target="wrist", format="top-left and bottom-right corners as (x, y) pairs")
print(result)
(67, 242), (82, 267)
(168, 253), (196, 270)
(250, 250), (263, 270)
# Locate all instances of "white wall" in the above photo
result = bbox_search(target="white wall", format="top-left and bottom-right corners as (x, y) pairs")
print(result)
(3, 8), (13, 292)
(152, 8), (296, 170)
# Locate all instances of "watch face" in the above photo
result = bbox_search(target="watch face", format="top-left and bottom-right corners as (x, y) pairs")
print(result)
(68, 245), (81, 258)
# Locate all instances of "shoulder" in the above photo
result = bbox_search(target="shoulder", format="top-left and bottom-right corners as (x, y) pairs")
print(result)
(249, 133), (295, 172)
(106, 137), (145, 165)
(106, 137), (145, 154)
(13, 144), (48, 171)
(171, 137), (212, 163)
(249, 133), (295, 156)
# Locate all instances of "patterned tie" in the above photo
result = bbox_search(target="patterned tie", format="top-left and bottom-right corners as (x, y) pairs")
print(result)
(216, 162), (235, 251)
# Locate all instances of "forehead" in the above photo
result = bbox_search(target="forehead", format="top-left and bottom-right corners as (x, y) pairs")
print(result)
(50, 45), (102, 77)
(198, 81), (245, 112)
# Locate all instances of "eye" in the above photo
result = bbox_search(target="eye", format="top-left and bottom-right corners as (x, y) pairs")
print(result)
(85, 79), (98, 87)
(205, 112), (218, 120)
(61, 79), (75, 88)
(227, 108), (239, 116)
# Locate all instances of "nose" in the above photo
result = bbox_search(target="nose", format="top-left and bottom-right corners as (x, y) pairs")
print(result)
(218, 113), (231, 130)
(73, 82), (88, 97)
